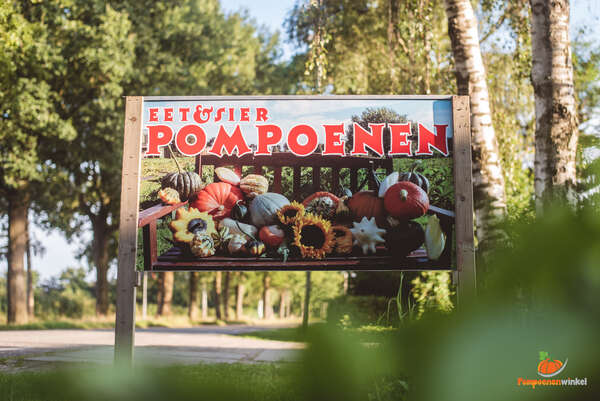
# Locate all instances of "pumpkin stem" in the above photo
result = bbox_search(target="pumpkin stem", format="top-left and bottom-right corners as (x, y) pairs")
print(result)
(399, 189), (408, 201)
(168, 143), (183, 174)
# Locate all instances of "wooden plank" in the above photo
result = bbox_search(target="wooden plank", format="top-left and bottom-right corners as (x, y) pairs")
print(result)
(142, 220), (157, 270)
(293, 166), (301, 199)
(331, 168), (340, 194)
(452, 95), (476, 303)
(273, 166), (282, 193)
(149, 248), (451, 271)
(350, 168), (358, 193)
(195, 155), (202, 175)
(138, 202), (186, 227)
(254, 164), (263, 175)
(115, 96), (143, 366)
(313, 166), (321, 191)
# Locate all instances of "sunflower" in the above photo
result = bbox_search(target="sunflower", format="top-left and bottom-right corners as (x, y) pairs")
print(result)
(169, 207), (216, 243)
(277, 201), (305, 225)
(292, 213), (334, 259)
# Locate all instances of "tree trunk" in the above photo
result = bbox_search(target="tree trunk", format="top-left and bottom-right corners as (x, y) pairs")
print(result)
(236, 283), (245, 320)
(201, 282), (208, 320)
(223, 272), (230, 320)
(530, 0), (578, 210)
(156, 274), (164, 316)
(160, 272), (174, 316)
(444, 0), (507, 252)
(92, 219), (111, 316)
(214, 272), (222, 320)
(279, 290), (286, 319)
(7, 190), (29, 324)
(302, 271), (311, 329)
(188, 272), (199, 320)
(262, 273), (271, 320)
(26, 221), (34, 317)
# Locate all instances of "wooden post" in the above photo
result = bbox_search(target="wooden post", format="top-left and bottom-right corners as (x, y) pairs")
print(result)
(452, 95), (476, 303)
(115, 96), (143, 366)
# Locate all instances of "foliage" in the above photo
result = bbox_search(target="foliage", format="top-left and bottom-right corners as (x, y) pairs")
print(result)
(34, 267), (97, 319)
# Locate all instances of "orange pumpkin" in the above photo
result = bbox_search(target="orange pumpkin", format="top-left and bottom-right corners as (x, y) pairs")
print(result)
(259, 225), (285, 247)
(384, 181), (429, 220)
(190, 182), (243, 220)
(347, 191), (386, 226)
(538, 358), (563, 375)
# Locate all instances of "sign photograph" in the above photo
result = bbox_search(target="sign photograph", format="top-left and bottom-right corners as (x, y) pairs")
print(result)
(125, 96), (471, 273)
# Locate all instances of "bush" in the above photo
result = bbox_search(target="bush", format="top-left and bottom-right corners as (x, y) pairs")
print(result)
(327, 295), (392, 327)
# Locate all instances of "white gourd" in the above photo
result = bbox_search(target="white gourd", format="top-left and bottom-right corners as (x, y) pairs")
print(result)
(425, 215), (446, 260)
(349, 217), (386, 255)
(218, 218), (257, 238)
(215, 167), (240, 186)
(378, 172), (399, 198)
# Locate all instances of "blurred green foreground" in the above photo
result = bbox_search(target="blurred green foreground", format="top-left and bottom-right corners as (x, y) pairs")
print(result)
(1, 205), (598, 401)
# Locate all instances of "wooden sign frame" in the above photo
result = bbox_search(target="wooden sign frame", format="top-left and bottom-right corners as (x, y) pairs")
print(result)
(114, 95), (475, 365)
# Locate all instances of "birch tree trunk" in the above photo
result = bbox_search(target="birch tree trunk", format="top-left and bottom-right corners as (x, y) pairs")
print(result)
(530, 0), (578, 210)
(262, 273), (271, 319)
(223, 272), (230, 320)
(444, 0), (507, 251)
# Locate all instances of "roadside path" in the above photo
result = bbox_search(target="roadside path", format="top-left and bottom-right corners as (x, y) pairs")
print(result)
(0, 324), (303, 369)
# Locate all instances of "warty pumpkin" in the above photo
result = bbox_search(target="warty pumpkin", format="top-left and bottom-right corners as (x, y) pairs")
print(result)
(302, 192), (339, 219)
(158, 187), (180, 205)
(190, 182), (244, 220)
(240, 174), (269, 197)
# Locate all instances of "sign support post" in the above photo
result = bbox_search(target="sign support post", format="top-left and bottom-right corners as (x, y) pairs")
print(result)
(115, 96), (143, 366)
(451, 96), (476, 303)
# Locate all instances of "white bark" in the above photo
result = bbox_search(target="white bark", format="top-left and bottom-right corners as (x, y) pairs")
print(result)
(530, 0), (578, 210)
(444, 0), (507, 249)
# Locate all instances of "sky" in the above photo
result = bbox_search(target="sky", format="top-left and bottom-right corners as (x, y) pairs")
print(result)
(2, 0), (598, 282)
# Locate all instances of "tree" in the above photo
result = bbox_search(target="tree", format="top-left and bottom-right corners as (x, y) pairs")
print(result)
(530, 0), (579, 209)
(444, 0), (507, 253)
(0, 1), (75, 323)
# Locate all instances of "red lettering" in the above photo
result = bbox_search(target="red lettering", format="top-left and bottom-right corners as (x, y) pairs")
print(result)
(389, 123), (412, 156)
(164, 108), (173, 122)
(179, 108), (190, 122)
(209, 125), (252, 157)
(146, 125), (173, 156)
(193, 106), (212, 123)
(351, 123), (384, 156)
(256, 108), (268, 122)
(416, 124), (449, 156)
(149, 108), (159, 122)
(175, 125), (206, 156)
(287, 125), (318, 156)
(323, 124), (345, 156)
(240, 107), (250, 122)
(215, 107), (226, 122)
(228, 108), (234, 121)
(256, 125), (282, 156)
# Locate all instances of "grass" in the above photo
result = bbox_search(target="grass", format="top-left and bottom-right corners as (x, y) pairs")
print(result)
(240, 323), (400, 343)
(0, 363), (301, 401)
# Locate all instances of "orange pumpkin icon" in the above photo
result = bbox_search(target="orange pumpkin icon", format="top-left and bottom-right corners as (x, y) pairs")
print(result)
(538, 358), (563, 375)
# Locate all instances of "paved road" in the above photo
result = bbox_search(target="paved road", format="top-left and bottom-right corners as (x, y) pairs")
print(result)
(0, 324), (304, 369)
